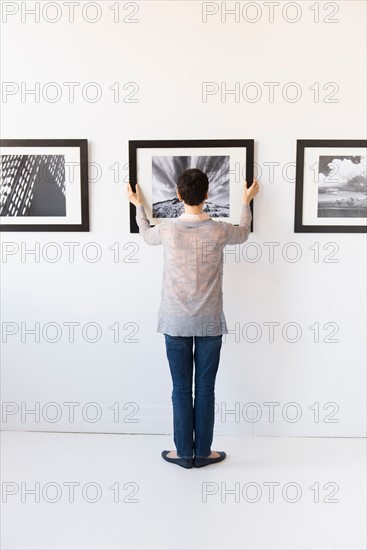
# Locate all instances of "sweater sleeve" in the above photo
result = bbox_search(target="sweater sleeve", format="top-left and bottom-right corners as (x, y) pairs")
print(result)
(135, 204), (162, 246)
(223, 203), (252, 245)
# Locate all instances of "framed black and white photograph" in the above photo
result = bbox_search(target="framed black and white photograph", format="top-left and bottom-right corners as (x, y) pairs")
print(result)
(0, 139), (89, 231)
(295, 139), (367, 233)
(128, 139), (254, 233)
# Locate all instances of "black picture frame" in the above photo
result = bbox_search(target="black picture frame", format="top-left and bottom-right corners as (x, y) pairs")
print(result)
(0, 139), (89, 231)
(295, 139), (367, 233)
(128, 139), (254, 233)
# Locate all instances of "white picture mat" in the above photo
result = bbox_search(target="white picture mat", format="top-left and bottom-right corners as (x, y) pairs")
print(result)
(303, 146), (367, 226)
(136, 147), (249, 224)
(0, 146), (82, 225)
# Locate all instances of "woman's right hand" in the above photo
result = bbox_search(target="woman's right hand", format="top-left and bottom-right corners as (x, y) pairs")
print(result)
(243, 178), (260, 204)
(127, 182), (143, 207)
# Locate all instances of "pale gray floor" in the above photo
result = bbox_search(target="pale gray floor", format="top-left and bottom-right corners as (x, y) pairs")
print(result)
(1, 431), (365, 550)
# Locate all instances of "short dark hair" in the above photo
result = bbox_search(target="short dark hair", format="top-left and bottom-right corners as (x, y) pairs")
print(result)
(177, 168), (209, 206)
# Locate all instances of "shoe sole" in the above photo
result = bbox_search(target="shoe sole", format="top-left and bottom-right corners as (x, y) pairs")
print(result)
(194, 452), (226, 468)
(161, 451), (193, 469)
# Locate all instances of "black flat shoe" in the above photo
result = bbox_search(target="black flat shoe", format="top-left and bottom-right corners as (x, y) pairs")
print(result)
(194, 451), (226, 468)
(161, 450), (193, 469)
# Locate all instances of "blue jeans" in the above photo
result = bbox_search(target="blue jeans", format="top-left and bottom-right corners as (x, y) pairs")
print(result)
(163, 334), (223, 459)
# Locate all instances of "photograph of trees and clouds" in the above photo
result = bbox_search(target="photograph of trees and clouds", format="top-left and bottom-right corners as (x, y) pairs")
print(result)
(318, 155), (366, 218)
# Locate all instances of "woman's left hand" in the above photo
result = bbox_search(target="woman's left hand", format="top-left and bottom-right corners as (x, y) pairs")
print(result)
(127, 182), (143, 207)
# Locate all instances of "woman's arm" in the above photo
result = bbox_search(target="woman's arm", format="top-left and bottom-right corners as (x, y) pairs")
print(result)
(224, 203), (252, 245)
(127, 183), (162, 246)
(224, 179), (259, 246)
(136, 204), (162, 246)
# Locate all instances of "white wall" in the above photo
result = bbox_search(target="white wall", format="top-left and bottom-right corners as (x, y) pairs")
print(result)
(1, 0), (366, 436)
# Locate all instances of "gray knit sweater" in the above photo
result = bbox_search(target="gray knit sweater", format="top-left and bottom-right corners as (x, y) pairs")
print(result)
(135, 203), (252, 337)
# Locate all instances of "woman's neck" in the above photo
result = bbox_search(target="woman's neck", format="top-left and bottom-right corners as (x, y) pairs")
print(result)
(183, 203), (205, 215)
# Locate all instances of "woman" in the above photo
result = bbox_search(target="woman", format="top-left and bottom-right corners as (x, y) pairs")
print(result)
(127, 170), (259, 469)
